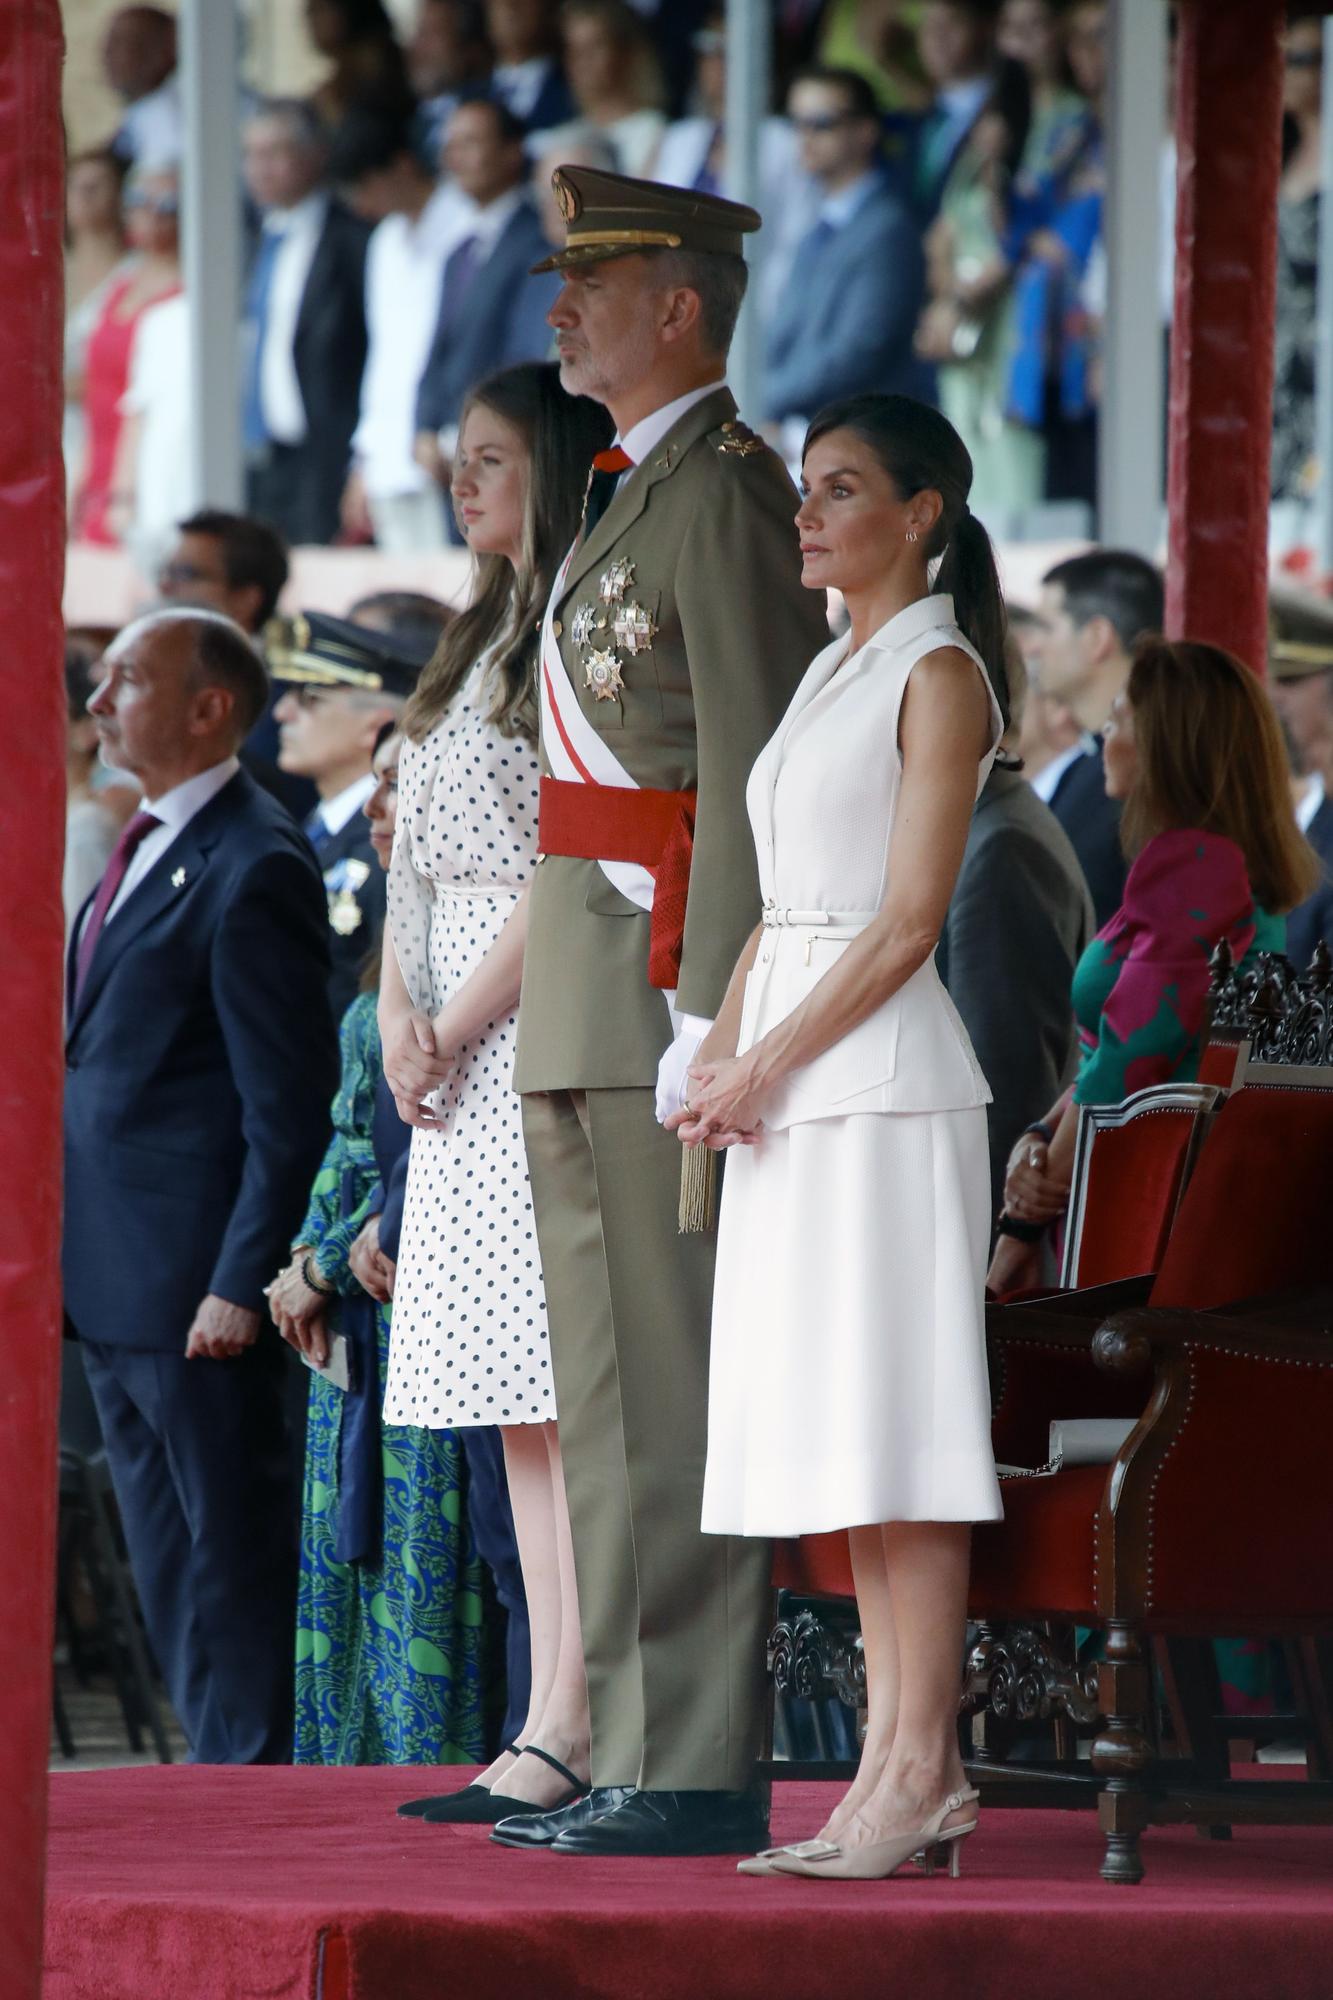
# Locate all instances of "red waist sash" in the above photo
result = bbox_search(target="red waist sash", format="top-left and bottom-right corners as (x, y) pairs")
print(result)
(537, 775), (696, 990)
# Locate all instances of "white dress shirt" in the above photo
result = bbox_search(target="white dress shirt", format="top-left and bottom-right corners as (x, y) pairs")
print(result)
(492, 57), (555, 124)
(257, 192), (328, 445)
(1297, 772), (1326, 834)
(104, 756), (240, 924)
(1028, 739), (1086, 806)
(353, 182), (473, 500)
(310, 772), (376, 841)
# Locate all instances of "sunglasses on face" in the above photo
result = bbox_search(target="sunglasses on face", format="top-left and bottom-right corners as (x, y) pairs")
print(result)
(792, 112), (853, 135)
(125, 191), (179, 217)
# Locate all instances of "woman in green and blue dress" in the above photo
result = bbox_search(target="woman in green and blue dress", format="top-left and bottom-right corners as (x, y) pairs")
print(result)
(267, 725), (487, 1765)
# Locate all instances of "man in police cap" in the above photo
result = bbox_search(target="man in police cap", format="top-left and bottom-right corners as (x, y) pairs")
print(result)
(269, 611), (435, 1021)
(1269, 582), (1333, 971)
(487, 166), (824, 1856)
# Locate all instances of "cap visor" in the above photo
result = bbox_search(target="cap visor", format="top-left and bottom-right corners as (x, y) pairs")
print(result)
(529, 241), (651, 276)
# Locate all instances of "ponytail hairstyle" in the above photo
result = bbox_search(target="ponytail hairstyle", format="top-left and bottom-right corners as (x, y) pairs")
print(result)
(403, 362), (614, 746)
(803, 393), (1010, 726)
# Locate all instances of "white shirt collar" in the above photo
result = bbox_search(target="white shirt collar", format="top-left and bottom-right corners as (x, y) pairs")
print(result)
(262, 189), (327, 236)
(818, 167), (882, 228)
(1028, 739), (1085, 805)
(142, 756), (239, 832)
(315, 771), (376, 837)
(412, 180), (469, 255)
(859, 592), (959, 655)
(618, 378), (727, 466)
(1297, 771), (1326, 832)
(466, 183), (527, 252)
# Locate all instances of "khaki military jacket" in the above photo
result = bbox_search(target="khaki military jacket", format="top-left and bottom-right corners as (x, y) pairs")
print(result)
(514, 384), (830, 1092)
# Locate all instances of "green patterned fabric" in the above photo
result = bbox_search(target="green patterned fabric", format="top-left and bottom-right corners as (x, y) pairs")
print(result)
(294, 993), (488, 1765)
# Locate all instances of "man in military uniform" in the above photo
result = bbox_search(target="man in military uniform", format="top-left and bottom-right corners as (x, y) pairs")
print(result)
(507, 168), (828, 1855)
(269, 612), (432, 1020)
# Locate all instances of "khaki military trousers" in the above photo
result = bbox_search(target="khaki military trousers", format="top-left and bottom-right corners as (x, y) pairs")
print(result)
(521, 1085), (772, 1791)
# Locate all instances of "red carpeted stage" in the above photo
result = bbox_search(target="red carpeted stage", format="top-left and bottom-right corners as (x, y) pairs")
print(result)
(42, 1767), (1333, 2000)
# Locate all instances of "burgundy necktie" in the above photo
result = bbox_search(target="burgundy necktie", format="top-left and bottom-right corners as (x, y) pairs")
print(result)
(74, 809), (161, 1000)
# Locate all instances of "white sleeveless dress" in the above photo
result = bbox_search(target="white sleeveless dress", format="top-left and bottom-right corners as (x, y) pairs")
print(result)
(382, 654), (555, 1429)
(701, 595), (1005, 1535)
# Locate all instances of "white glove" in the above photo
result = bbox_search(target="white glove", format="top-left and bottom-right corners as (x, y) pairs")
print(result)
(655, 1013), (714, 1124)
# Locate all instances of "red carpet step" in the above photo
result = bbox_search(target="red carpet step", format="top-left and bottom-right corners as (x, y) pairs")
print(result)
(43, 1766), (1333, 2000)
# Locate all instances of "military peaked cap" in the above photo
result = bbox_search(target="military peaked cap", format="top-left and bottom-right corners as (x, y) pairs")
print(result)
(264, 611), (435, 698)
(531, 164), (761, 274)
(1268, 581), (1333, 682)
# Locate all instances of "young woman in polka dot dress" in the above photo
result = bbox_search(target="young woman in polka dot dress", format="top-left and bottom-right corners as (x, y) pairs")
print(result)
(380, 364), (615, 1819)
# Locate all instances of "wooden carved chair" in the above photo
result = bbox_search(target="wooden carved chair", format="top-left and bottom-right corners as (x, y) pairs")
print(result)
(770, 952), (1333, 1883)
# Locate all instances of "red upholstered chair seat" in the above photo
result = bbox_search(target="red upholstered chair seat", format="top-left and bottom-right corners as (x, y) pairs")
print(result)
(773, 1530), (855, 1599)
(1196, 1037), (1242, 1088)
(970, 1465), (1105, 1621)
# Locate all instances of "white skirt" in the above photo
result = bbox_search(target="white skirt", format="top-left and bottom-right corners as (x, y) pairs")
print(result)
(701, 1106), (1003, 1537)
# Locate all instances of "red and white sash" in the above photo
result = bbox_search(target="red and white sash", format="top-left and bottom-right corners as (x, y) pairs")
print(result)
(539, 546), (680, 1024)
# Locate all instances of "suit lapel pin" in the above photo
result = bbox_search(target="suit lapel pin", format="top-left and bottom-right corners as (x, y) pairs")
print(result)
(171, 867), (187, 888)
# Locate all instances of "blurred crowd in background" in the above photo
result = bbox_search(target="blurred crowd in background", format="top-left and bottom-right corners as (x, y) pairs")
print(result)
(63, 0), (1325, 582)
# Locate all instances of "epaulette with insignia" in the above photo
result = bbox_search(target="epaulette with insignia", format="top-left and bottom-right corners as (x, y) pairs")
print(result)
(714, 419), (765, 458)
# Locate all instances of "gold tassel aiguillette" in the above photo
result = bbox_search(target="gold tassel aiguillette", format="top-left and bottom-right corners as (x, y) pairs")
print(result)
(678, 1145), (718, 1234)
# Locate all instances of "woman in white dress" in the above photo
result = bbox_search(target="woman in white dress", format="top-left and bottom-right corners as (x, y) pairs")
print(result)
(671, 394), (1009, 1882)
(380, 363), (614, 1822)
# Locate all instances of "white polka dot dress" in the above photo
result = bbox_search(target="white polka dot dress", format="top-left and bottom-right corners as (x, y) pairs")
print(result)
(382, 654), (553, 1429)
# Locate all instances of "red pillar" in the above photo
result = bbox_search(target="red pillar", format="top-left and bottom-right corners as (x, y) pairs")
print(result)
(1166, 0), (1286, 674)
(0, 5), (69, 1996)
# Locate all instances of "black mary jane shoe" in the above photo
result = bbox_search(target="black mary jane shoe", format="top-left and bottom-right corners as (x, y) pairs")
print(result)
(491, 1784), (635, 1850)
(551, 1788), (770, 1857)
(396, 1742), (521, 1819)
(420, 1746), (589, 1825)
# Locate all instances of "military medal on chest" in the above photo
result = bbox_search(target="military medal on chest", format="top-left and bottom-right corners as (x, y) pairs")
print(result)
(568, 557), (659, 702)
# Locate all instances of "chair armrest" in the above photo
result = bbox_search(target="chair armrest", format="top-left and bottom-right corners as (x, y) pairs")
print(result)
(988, 1277), (1157, 1467)
(1093, 1285), (1333, 1379)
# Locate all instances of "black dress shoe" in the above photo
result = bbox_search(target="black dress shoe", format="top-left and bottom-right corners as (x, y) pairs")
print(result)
(551, 1789), (770, 1857)
(491, 1785), (635, 1850)
(421, 1747), (588, 1824)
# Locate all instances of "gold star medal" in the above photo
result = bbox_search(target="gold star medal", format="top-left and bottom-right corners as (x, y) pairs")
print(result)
(583, 648), (624, 701)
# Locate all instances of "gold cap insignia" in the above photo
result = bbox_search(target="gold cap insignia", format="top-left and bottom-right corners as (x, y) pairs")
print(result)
(553, 169), (581, 223)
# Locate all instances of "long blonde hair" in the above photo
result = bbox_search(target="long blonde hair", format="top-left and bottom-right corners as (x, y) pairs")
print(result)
(403, 364), (613, 745)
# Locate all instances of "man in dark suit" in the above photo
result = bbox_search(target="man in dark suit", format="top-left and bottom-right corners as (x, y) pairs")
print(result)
(64, 609), (338, 1764)
(484, 0), (575, 134)
(909, 0), (997, 219)
(764, 68), (930, 431)
(1028, 549), (1165, 931)
(1269, 585), (1333, 971)
(938, 647), (1094, 1224)
(269, 612), (435, 1023)
(408, 0), (493, 166)
(241, 99), (371, 547)
(412, 98), (557, 506)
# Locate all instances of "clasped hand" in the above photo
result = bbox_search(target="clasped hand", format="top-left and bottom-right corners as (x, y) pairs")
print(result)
(1001, 1134), (1068, 1225)
(384, 1006), (455, 1127)
(664, 1053), (765, 1151)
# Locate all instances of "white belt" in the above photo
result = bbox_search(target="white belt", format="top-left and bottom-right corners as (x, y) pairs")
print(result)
(761, 904), (877, 928)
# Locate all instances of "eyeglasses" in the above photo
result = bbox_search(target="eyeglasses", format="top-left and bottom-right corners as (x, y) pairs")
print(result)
(791, 113), (853, 135)
(157, 561), (225, 590)
(1286, 48), (1323, 70)
(125, 190), (179, 217)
